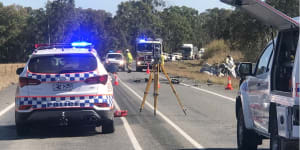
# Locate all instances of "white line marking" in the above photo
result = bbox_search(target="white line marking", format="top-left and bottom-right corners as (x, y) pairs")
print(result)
(180, 83), (235, 102)
(0, 103), (15, 117)
(119, 79), (204, 149)
(114, 100), (143, 150)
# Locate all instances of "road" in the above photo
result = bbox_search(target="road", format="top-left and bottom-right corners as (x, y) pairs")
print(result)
(0, 71), (269, 150)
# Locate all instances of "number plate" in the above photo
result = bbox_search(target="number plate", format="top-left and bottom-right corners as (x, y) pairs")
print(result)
(52, 83), (73, 91)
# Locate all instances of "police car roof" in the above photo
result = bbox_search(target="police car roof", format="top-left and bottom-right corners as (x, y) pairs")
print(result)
(33, 48), (96, 55)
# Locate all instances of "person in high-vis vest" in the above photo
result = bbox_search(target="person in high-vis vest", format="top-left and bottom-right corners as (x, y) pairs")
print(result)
(125, 49), (133, 73)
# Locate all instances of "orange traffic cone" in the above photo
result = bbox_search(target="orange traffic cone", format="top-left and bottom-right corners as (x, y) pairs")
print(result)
(225, 76), (233, 90)
(114, 73), (119, 86)
(146, 63), (150, 74)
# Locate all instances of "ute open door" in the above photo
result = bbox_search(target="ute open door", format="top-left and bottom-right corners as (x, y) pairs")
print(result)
(220, 0), (299, 30)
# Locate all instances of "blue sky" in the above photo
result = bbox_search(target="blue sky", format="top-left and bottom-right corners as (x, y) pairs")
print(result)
(0, 0), (233, 14)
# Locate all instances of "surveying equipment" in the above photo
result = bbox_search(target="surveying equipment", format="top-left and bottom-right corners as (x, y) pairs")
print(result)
(139, 40), (187, 116)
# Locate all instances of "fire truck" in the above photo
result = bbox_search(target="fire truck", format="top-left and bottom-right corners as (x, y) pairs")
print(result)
(135, 38), (163, 72)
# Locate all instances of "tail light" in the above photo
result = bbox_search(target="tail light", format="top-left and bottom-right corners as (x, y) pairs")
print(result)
(19, 105), (32, 110)
(85, 75), (108, 84)
(138, 57), (144, 61)
(94, 103), (109, 107)
(19, 77), (41, 88)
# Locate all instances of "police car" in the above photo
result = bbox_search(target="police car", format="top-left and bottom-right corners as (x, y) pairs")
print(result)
(15, 42), (115, 135)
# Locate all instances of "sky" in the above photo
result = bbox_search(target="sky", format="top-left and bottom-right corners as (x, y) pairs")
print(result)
(0, 0), (233, 14)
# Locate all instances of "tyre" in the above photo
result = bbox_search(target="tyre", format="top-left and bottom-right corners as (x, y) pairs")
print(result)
(102, 119), (115, 134)
(16, 123), (28, 136)
(136, 67), (143, 72)
(122, 66), (126, 72)
(237, 109), (259, 150)
(270, 113), (286, 150)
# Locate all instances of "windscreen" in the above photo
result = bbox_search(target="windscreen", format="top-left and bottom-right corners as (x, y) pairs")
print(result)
(28, 54), (97, 73)
(182, 48), (192, 54)
(137, 43), (161, 52)
(107, 54), (122, 60)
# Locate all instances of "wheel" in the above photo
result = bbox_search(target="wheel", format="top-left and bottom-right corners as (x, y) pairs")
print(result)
(102, 119), (115, 134)
(136, 67), (143, 72)
(122, 66), (126, 72)
(237, 109), (259, 150)
(16, 123), (28, 136)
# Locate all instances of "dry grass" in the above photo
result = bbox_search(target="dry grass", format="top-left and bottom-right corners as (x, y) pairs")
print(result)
(164, 60), (240, 89)
(0, 63), (25, 90)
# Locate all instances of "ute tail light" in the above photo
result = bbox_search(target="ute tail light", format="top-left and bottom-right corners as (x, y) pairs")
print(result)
(19, 105), (32, 110)
(19, 77), (41, 88)
(94, 103), (109, 107)
(85, 75), (108, 85)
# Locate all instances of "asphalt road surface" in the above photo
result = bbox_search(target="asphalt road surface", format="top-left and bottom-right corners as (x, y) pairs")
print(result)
(0, 70), (270, 150)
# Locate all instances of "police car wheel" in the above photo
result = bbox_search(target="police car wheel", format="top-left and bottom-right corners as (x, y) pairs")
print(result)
(102, 119), (115, 134)
(237, 109), (258, 150)
(270, 115), (284, 150)
(16, 124), (28, 136)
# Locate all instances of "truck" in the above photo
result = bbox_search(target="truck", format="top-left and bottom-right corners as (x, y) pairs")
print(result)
(221, 0), (299, 150)
(180, 44), (198, 60)
(135, 38), (163, 72)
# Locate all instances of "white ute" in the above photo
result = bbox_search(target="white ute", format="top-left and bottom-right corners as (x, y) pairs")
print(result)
(15, 42), (115, 135)
(221, 0), (299, 150)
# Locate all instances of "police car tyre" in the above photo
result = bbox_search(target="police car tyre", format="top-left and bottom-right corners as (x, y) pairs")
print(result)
(16, 124), (29, 136)
(237, 109), (258, 150)
(102, 119), (115, 134)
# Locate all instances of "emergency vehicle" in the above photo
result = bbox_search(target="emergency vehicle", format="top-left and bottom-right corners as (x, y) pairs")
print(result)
(221, 0), (299, 150)
(135, 38), (163, 72)
(105, 51), (126, 72)
(15, 42), (115, 135)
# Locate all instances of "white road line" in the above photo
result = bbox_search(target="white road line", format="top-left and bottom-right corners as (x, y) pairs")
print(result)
(180, 83), (235, 102)
(0, 103), (15, 117)
(114, 100), (143, 150)
(119, 79), (204, 149)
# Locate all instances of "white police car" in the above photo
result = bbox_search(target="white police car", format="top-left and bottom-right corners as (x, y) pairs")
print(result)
(15, 42), (115, 135)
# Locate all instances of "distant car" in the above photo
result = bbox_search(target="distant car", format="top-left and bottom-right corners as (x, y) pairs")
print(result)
(172, 53), (182, 60)
(15, 42), (115, 135)
(105, 53), (126, 71)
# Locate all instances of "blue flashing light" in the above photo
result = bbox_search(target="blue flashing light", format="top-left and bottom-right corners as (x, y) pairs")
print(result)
(139, 39), (146, 43)
(71, 42), (92, 47)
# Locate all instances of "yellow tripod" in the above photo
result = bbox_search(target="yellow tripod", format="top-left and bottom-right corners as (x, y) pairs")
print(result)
(139, 64), (187, 116)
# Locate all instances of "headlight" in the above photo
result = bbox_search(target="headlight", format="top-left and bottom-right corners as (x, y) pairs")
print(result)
(137, 61), (141, 65)
(119, 61), (124, 65)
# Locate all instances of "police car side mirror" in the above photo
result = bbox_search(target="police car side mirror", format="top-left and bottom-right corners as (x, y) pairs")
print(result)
(16, 67), (24, 75)
(238, 63), (252, 77)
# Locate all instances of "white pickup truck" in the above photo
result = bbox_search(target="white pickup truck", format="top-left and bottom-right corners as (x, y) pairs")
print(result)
(221, 0), (299, 150)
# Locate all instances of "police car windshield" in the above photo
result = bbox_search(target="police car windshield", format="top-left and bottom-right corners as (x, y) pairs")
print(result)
(28, 54), (97, 74)
(107, 54), (122, 60)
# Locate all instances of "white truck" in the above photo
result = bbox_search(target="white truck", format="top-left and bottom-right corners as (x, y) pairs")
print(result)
(221, 0), (299, 150)
(180, 44), (198, 60)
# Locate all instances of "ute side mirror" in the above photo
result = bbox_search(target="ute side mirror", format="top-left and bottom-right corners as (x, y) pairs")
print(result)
(238, 63), (252, 77)
(16, 67), (24, 75)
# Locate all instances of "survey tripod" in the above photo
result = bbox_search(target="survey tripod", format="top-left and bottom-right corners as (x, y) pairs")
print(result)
(139, 55), (187, 116)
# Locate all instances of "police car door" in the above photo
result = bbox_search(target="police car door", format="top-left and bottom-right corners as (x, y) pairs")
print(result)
(248, 43), (273, 132)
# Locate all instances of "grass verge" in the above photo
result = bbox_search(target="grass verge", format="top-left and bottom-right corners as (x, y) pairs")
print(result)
(0, 64), (25, 91)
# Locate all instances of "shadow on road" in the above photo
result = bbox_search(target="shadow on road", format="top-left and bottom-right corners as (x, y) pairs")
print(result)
(0, 124), (103, 141)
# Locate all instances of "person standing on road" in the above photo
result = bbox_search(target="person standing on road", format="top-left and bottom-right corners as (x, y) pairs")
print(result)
(125, 49), (133, 73)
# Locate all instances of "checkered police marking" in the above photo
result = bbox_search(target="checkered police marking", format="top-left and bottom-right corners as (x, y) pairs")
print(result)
(17, 95), (113, 109)
(27, 71), (98, 82)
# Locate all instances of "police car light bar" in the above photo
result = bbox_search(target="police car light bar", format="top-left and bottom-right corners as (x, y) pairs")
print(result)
(71, 42), (92, 47)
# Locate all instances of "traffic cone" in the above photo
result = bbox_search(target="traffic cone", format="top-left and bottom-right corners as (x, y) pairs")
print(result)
(114, 73), (119, 86)
(146, 63), (150, 74)
(225, 76), (233, 90)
